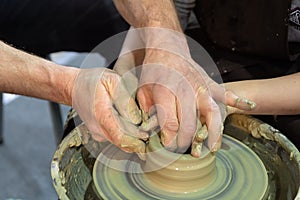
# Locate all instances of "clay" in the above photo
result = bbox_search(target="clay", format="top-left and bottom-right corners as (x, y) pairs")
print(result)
(234, 97), (257, 111)
(143, 133), (216, 193)
(93, 134), (269, 199)
(227, 114), (278, 140)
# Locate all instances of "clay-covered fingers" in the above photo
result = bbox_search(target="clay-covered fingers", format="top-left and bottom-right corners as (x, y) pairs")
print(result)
(102, 70), (141, 125)
(196, 88), (223, 152)
(140, 114), (159, 132)
(72, 68), (146, 157)
(137, 64), (199, 153)
(113, 50), (145, 98)
(191, 124), (208, 157)
(96, 70), (146, 145)
(138, 84), (198, 153)
(120, 135), (146, 160)
(210, 82), (257, 114)
(192, 65), (256, 116)
(95, 98), (146, 158)
(175, 81), (198, 153)
(151, 85), (179, 151)
(72, 68), (107, 139)
(118, 113), (149, 141)
(195, 77), (256, 153)
(225, 90), (256, 112)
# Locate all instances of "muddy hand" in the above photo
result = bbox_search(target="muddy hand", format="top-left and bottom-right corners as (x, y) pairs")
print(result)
(225, 90), (257, 115)
(72, 68), (149, 157)
(137, 27), (258, 154)
(113, 27), (256, 156)
(191, 121), (209, 157)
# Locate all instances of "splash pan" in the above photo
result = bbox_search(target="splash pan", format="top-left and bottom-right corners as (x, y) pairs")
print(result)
(51, 112), (300, 200)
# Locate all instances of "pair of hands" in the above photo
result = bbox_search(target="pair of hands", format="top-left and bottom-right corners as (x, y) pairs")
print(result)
(72, 28), (253, 159)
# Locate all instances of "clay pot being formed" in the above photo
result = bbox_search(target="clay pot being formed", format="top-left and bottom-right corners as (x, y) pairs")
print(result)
(143, 133), (216, 193)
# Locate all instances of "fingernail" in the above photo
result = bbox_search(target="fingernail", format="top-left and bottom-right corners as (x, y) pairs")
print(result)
(191, 142), (202, 158)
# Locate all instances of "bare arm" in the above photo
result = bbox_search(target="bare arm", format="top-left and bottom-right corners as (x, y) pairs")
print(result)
(113, 0), (182, 31)
(0, 41), (78, 105)
(0, 41), (147, 156)
(225, 73), (300, 115)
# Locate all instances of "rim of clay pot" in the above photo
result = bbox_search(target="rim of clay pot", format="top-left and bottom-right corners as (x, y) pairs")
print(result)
(145, 132), (213, 164)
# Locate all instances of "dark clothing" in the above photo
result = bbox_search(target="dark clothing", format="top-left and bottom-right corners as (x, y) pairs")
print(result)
(0, 0), (129, 57)
(195, 0), (292, 60)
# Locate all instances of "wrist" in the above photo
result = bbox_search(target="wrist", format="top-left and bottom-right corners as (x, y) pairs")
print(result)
(55, 65), (80, 106)
(142, 18), (182, 32)
(141, 27), (191, 59)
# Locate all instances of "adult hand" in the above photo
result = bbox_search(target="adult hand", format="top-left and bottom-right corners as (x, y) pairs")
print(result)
(139, 50), (227, 154)
(72, 67), (149, 159)
(114, 28), (253, 156)
(137, 28), (242, 154)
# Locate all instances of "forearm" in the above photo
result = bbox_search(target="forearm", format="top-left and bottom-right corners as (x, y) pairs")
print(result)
(224, 73), (300, 115)
(114, 0), (190, 62)
(0, 41), (79, 105)
(113, 0), (182, 31)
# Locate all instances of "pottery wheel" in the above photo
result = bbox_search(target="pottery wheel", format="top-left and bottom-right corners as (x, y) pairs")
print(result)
(93, 134), (268, 200)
